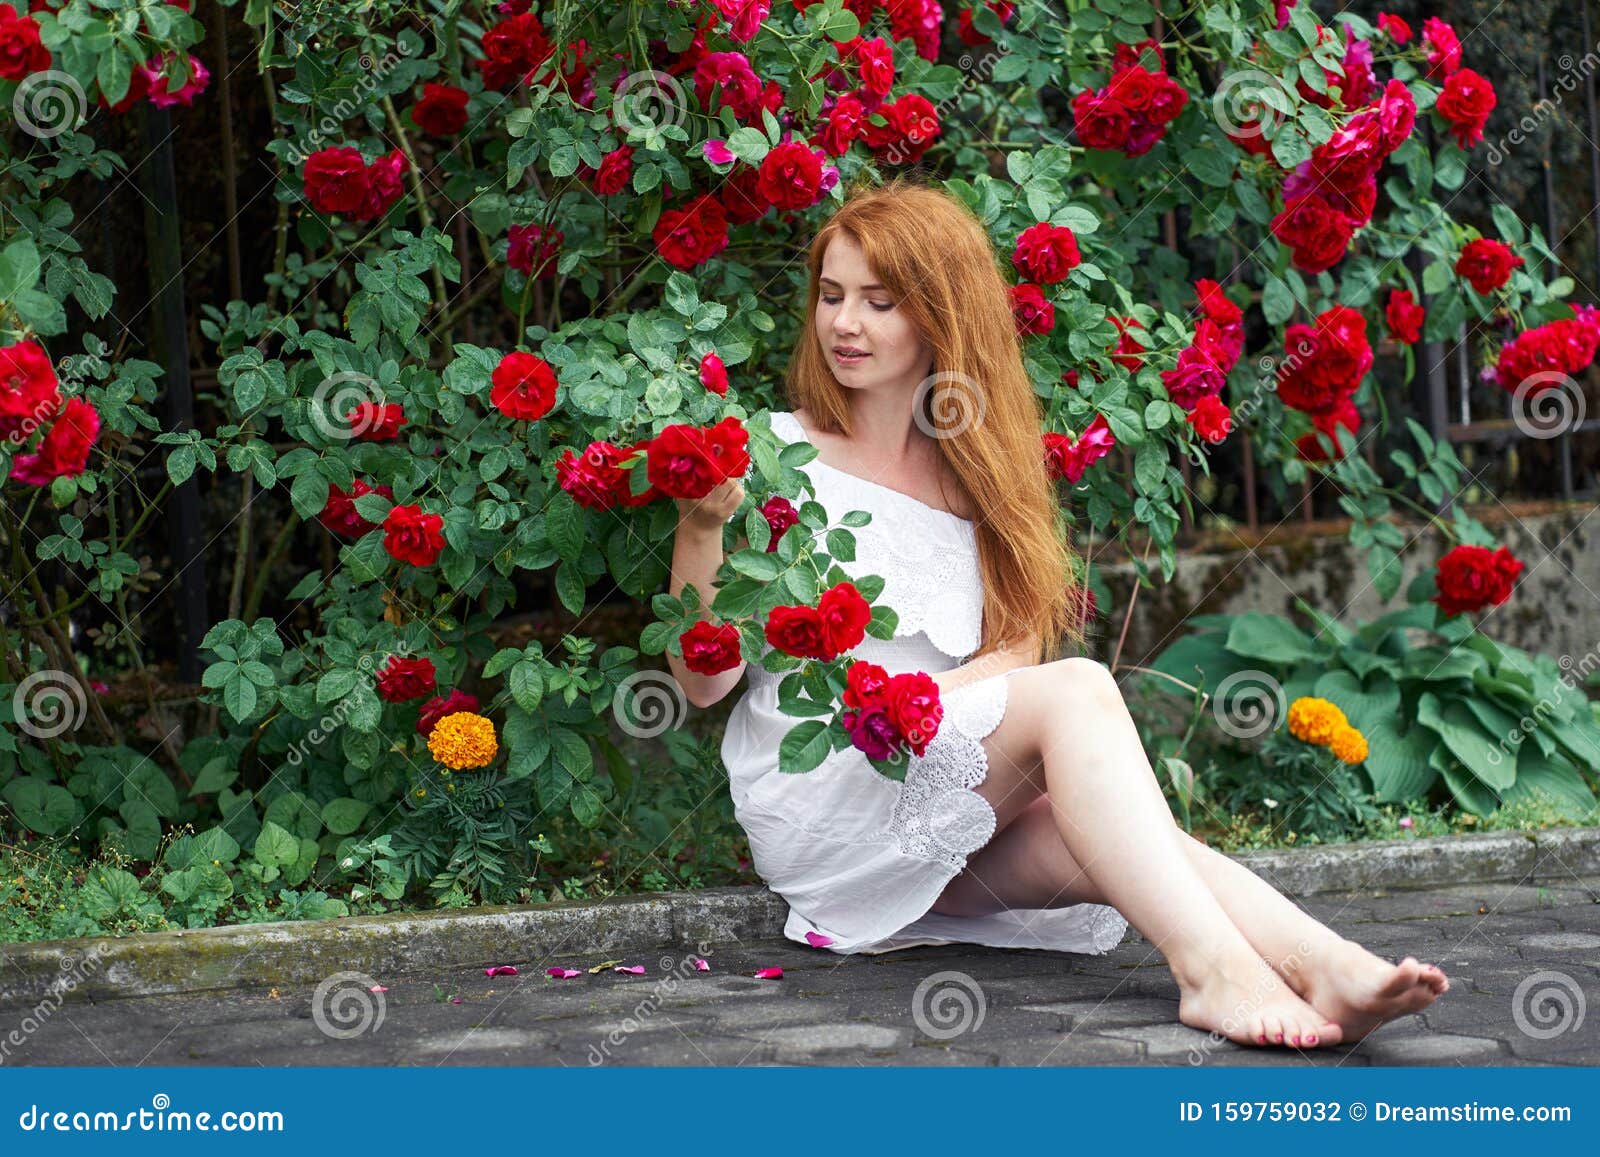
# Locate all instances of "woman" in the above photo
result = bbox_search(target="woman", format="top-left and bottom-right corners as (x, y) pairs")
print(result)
(665, 177), (1447, 1050)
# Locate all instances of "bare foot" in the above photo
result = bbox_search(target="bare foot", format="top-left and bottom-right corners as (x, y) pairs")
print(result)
(1176, 952), (1344, 1049)
(1293, 939), (1448, 1043)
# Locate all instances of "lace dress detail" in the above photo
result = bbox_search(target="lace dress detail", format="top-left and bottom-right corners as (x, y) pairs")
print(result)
(718, 410), (1129, 956)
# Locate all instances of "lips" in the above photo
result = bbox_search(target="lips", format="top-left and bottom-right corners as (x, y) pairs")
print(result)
(833, 347), (869, 360)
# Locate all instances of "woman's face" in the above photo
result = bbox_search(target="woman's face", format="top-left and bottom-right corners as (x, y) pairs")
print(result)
(814, 233), (932, 393)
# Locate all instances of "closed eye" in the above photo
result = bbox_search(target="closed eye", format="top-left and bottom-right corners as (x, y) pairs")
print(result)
(820, 294), (894, 311)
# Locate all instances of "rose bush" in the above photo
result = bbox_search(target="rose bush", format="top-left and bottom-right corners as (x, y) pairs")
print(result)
(1, 0), (1594, 908)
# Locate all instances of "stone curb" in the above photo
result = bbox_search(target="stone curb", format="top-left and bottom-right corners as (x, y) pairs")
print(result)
(2, 827), (1596, 1011)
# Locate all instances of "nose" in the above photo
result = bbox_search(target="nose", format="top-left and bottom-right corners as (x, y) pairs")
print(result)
(832, 297), (862, 335)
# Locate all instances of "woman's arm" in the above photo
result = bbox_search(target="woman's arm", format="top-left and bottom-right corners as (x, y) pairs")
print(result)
(930, 632), (1041, 696)
(665, 477), (748, 709)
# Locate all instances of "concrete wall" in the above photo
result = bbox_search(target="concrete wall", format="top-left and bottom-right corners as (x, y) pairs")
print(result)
(1095, 501), (1600, 670)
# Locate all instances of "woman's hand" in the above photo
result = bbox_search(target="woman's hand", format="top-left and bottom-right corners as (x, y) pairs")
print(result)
(676, 477), (745, 533)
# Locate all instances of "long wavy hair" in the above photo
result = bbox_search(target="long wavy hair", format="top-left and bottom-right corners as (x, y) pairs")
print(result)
(784, 175), (1086, 664)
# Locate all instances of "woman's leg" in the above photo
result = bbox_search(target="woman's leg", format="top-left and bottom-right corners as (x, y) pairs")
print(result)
(930, 658), (1341, 1047)
(932, 665), (1447, 1040)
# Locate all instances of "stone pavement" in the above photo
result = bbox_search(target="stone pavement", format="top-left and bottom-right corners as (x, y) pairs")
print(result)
(7, 877), (1598, 1067)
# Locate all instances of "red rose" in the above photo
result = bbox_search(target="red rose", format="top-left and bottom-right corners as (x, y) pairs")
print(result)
(700, 350), (729, 396)
(815, 92), (867, 157)
(1377, 14), (1412, 45)
(357, 149), (405, 220)
(593, 144), (633, 195)
(8, 395), (99, 485)
(1455, 237), (1522, 295)
(1110, 315), (1146, 370)
(0, 338), (62, 442)
(646, 418), (747, 499)
(843, 703), (903, 761)
(1276, 305), (1372, 416)
(506, 222), (563, 278)
(957, 2), (1014, 47)
(410, 83), (470, 136)
(317, 479), (394, 537)
(1422, 17), (1461, 80)
(1433, 544), (1522, 617)
(556, 440), (657, 510)
(416, 690), (479, 736)
(756, 139), (824, 210)
(764, 604), (831, 660)
(759, 495), (799, 551)
(1294, 399), (1361, 462)
(886, 670), (942, 756)
(842, 658), (893, 709)
(347, 401), (407, 441)
(1011, 283), (1055, 335)
(1072, 89), (1131, 150)
(1161, 344), (1227, 410)
(376, 655), (437, 703)
(1384, 288), (1425, 344)
(1270, 191), (1356, 274)
(817, 581), (871, 657)
(719, 166), (771, 224)
(1375, 79), (1417, 154)
(142, 52), (209, 108)
(864, 93), (941, 164)
(0, 4), (49, 80)
(1043, 414), (1115, 483)
(693, 51), (768, 122)
(303, 147), (370, 216)
(887, 0), (943, 61)
(382, 503), (446, 566)
(1195, 278), (1243, 327)
(1494, 314), (1600, 391)
(711, 0), (770, 44)
(478, 11), (555, 89)
(490, 351), (559, 421)
(680, 619), (743, 675)
(653, 195), (730, 269)
(1434, 68), (1495, 149)
(1185, 395), (1232, 445)
(1012, 222), (1081, 285)
(836, 35), (894, 96)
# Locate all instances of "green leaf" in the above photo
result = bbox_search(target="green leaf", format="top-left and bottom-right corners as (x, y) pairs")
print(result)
(1224, 613), (1318, 664)
(0, 238), (42, 299)
(1262, 275), (1295, 325)
(1417, 692), (1515, 790)
(1362, 720), (1439, 802)
(253, 820), (301, 869)
(777, 720), (833, 774)
(321, 797), (373, 836)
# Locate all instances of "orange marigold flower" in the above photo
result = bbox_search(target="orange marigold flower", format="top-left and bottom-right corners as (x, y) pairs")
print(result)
(427, 711), (498, 770)
(1329, 725), (1369, 765)
(1286, 696), (1349, 747)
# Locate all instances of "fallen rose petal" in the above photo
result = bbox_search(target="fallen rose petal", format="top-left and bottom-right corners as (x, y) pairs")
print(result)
(804, 931), (834, 948)
(612, 965), (646, 974)
(450, 997), (462, 1004)
(368, 985), (388, 993)
(694, 958), (710, 971)
(484, 965), (519, 977)
(546, 967), (582, 978)
(753, 966), (783, 979)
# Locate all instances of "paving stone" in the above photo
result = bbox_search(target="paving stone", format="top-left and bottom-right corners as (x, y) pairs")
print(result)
(746, 1022), (908, 1052)
(1356, 1032), (1507, 1064)
(1100, 1021), (1231, 1058)
(1519, 931), (1600, 952)
(1019, 996), (1182, 1030)
(994, 1033), (1147, 1066)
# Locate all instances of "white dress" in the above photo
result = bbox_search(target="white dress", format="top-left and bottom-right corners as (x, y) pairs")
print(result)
(719, 411), (1129, 956)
